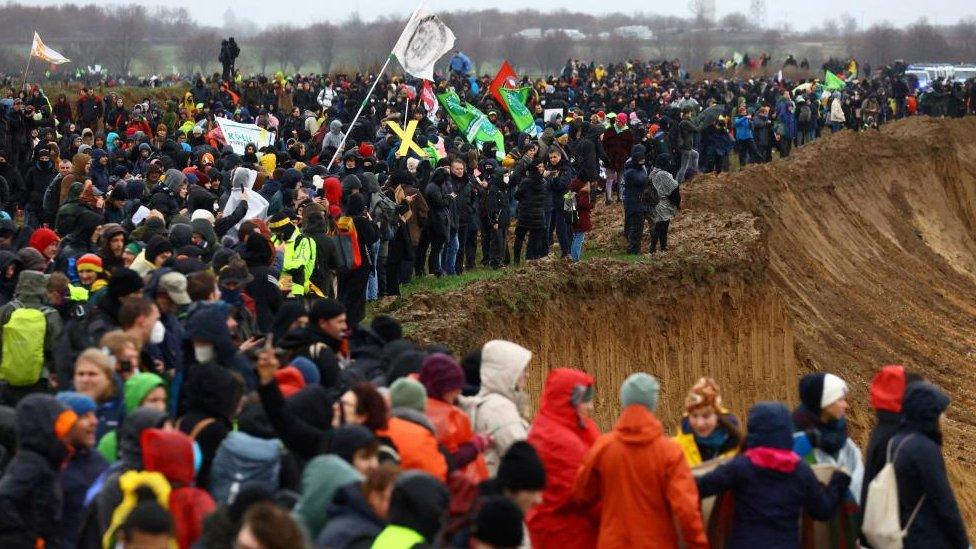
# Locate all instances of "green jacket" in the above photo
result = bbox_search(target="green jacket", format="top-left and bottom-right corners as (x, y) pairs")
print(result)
(273, 226), (316, 297)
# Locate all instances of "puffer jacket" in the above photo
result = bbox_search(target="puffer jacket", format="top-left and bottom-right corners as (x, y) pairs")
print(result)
(208, 431), (281, 504)
(463, 340), (532, 474)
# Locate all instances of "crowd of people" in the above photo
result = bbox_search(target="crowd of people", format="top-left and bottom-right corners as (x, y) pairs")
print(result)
(0, 54), (971, 548)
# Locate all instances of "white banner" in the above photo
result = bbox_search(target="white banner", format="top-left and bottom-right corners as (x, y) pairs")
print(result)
(392, 10), (456, 81)
(214, 116), (275, 155)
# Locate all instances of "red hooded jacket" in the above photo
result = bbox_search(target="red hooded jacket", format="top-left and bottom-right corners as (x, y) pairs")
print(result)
(526, 369), (601, 549)
(141, 429), (216, 549)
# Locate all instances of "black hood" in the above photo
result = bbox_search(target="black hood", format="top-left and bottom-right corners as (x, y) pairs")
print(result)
(902, 382), (950, 443)
(185, 362), (242, 421)
(15, 394), (68, 466)
(388, 471), (450, 542)
(119, 407), (170, 470)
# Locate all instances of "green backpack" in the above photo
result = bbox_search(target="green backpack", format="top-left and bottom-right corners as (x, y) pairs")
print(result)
(0, 305), (48, 386)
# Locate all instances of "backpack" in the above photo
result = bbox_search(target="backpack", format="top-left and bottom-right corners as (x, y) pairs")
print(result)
(640, 178), (661, 209)
(335, 216), (363, 271)
(798, 104), (812, 124)
(208, 431), (281, 504)
(563, 190), (579, 224)
(0, 303), (49, 386)
(861, 435), (926, 549)
(369, 191), (399, 241)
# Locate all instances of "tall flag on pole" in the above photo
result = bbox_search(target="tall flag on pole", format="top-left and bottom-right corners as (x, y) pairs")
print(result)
(392, 10), (455, 81)
(30, 32), (70, 64)
(437, 89), (504, 160)
(489, 60), (518, 105)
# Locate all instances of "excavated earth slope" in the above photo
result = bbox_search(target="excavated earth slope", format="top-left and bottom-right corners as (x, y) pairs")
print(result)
(381, 116), (976, 529)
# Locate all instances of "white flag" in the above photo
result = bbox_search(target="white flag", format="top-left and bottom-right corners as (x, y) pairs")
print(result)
(392, 10), (455, 81)
(30, 32), (70, 65)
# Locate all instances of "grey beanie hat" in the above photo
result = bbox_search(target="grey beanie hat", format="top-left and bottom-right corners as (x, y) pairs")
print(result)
(620, 373), (661, 412)
(390, 377), (427, 412)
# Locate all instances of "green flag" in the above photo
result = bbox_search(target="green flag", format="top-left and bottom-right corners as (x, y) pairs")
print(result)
(825, 70), (846, 91)
(437, 89), (505, 160)
(498, 87), (538, 137)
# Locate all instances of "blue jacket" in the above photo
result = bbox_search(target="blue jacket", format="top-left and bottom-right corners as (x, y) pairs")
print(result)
(621, 146), (647, 214)
(696, 402), (849, 549)
(59, 449), (109, 548)
(891, 383), (969, 549)
(315, 483), (385, 548)
(733, 115), (754, 141)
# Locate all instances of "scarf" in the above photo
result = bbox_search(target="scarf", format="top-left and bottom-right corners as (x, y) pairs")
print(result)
(792, 405), (849, 457)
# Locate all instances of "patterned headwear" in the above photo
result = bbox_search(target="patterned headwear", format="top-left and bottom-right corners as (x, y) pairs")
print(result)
(685, 377), (726, 413)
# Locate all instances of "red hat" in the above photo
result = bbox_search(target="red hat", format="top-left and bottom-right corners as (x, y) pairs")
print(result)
(76, 253), (103, 273)
(870, 365), (907, 413)
(28, 227), (60, 254)
(597, 110), (606, 118)
(616, 112), (629, 125)
(274, 367), (307, 398)
(358, 142), (375, 159)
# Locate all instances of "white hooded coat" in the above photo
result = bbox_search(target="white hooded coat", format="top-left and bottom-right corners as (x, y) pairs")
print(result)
(462, 340), (533, 474)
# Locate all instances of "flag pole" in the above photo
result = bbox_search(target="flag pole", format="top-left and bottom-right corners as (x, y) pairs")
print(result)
(325, 53), (394, 171)
(21, 31), (35, 91)
(327, 0), (426, 171)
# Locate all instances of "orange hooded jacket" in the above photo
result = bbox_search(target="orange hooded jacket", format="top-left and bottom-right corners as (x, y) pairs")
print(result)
(573, 404), (708, 549)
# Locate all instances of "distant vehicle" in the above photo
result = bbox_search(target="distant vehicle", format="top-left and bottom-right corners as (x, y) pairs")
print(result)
(905, 63), (976, 88)
(952, 65), (976, 83)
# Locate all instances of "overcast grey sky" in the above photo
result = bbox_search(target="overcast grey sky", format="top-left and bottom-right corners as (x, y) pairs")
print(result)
(28, 0), (975, 29)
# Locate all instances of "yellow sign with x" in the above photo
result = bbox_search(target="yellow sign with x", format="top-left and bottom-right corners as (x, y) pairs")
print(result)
(386, 120), (429, 158)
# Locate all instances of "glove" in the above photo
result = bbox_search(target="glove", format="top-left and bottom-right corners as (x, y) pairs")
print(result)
(829, 469), (852, 491)
(471, 433), (492, 453)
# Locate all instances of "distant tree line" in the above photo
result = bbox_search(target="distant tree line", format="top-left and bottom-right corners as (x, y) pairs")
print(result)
(0, 3), (974, 77)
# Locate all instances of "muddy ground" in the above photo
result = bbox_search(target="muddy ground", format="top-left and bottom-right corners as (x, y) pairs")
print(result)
(379, 116), (976, 531)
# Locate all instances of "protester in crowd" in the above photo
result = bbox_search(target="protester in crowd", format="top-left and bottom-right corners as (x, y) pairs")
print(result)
(526, 368), (600, 548)
(861, 365), (922, 509)
(574, 373), (708, 548)
(674, 377), (742, 467)
(0, 395), (76, 547)
(792, 373), (865, 504)
(889, 382), (969, 549)
(464, 339), (532, 474)
(55, 391), (109, 548)
(371, 471), (450, 548)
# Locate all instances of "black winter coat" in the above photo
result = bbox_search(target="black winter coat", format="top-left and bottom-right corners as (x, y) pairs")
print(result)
(515, 172), (547, 229)
(621, 158), (648, 213)
(23, 162), (57, 211)
(0, 395), (69, 549)
(424, 181), (450, 240)
(891, 383), (969, 549)
(545, 161), (572, 211)
(861, 410), (902, 510)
